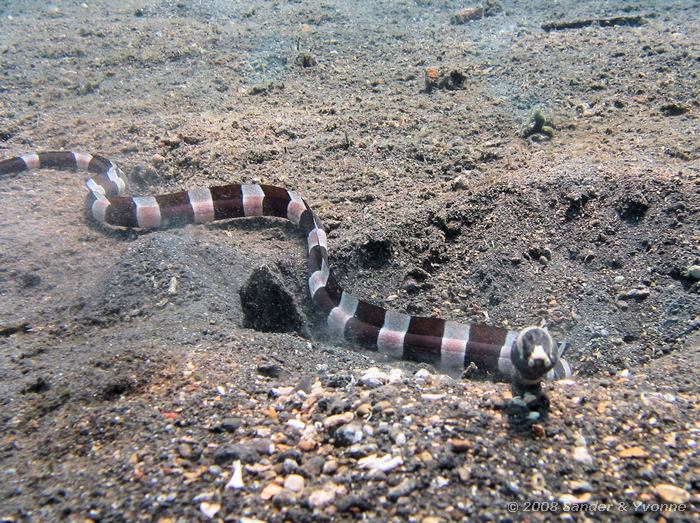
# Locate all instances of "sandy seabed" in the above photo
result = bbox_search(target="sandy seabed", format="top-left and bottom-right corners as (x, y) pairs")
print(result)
(0, 1), (698, 521)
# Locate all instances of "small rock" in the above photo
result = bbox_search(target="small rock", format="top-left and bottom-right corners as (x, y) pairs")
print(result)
(457, 465), (471, 482)
(260, 483), (284, 500)
(358, 454), (403, 476)
(532, 424), (546, 438)
(450, 175), (468, 191)
(294, 52), (316, 67)
(303, 456), (325, 477)
(257, 363), (283, 378)
(393, 431), (407, 446)
(322, 460), (338, 475)
(348, 443), (378, 458)
(214, 440), (272, 465)
(178, 443), (198, 460)
(387, 478), (417, 501)
(570, 480), (594, 493)
(414, 368), (431, 381)
(161, 134), (182, 147)
(272, 489), (297, 506)
(450, 7), (483, 24)
(654, 484), (690, 504)
(287, 419), (305, 431)
(359, 367), (389, 387)
(448, 439), (470, 453)
(336, 494), (372, 513)
(298, 438), (317, 451)
(420, 393), (445, 401)
(356, 403), (371, 416)
(660, 103), (689, 116)
(424, 67), (467, 92)
(619, 447), (648, 458)
(687, 265), (700, 280)
(334, 421), (364, 447)
(626, 287), (650, 300)
(282, 458), (301, 475)
(388, 368), (404, 383)
(323, 411), (354, 429)
(308, 483), (344, 509)
(200, 501), (220, 519)
(212, 417), (242, 433)
(284, 474), (305, 493)
(572, 446), (593, 465)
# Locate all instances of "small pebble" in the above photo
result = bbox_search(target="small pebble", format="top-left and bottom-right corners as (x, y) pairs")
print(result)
(414, 369), (431, 381)
(654, 484), (690, 504)
(573, 446), (593, 465)
(260, 483), (284, 500)
(448, 439), (470, 453)
(324, 411), (354, 429)
(284, 474), (305, 493)
(308, 483), (344, 508)
(199, 501), (220, 519)
(388, 368), (404, 383)
(356, 403), (371, 416)
(420, 393), (445, 401)
(532, 424), (546, 438)
(358, 454), (403, 475)
(387, 478), (417, 501)
(335, 421), (364, 446)
(686, 264), (700, 280)
(178, 443), (194, 460)
(619, 447), (648, 458)
(298, 439), (317, 451)
(287, 419), (305, 431)
(359, 368), (389, 387)
(393, 432), (407, 446)
(626, 287), (650, 300)
(322, 460), (338, 475)
(570, 480), (594, 493)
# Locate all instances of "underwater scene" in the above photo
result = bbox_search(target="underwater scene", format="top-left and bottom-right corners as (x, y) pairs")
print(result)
(0, 0), (698, 520)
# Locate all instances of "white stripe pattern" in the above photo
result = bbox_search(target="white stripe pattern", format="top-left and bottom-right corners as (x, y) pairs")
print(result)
(241, 184), (264, 217)
(188, 188), (215, 224)
(134, 196), (162, 228)
(307, 227), (328, 253)
(107, 165), (126, 195)
(497, 330), (517, 376)
(308, 258), (330, 297)
(91, 196), (110, 223)
(286, 190), (305, 225)
(73, 152), (93, 171)
(440, 321), (470, 368)
(86, 178), (106, 196)
(21, 153), (40, 170)
(377, 310), (411, 358)
(327, 291), (359, 338)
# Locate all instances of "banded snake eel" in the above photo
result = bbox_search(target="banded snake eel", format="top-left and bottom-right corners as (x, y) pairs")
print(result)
(0, 151), (572, 386)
